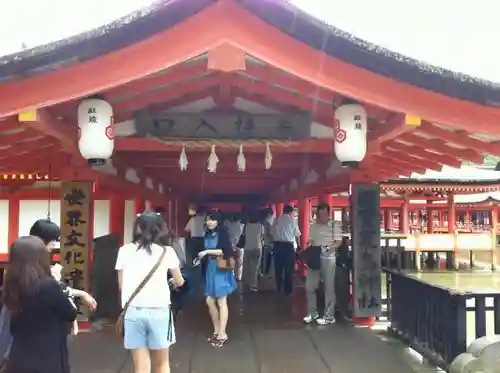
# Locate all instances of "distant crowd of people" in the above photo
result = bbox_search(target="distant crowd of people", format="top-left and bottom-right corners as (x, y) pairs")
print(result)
(0, 202), (342, 373)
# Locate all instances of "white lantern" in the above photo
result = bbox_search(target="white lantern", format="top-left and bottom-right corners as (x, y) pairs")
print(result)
(77, 98), (114, 166)
(333, 103), (367, 166)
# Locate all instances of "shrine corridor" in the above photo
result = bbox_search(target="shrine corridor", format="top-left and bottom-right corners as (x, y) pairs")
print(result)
(69, 286), (431, 373)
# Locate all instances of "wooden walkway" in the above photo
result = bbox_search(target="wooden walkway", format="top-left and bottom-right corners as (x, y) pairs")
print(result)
(69, 288), (428, 373)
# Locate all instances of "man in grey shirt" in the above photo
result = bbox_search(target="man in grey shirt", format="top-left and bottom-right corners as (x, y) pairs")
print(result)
(303, 203), (341, 324)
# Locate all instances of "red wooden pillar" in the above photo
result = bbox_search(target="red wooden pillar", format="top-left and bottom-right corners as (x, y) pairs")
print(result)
(383, 208), (391, 231)
(298, 198), (310, 249)
(8, 197), (20, 247)
(109, 197), (126, 246)
(134, 199), (145, 216)
(176, 199), (190, 236)
(447, 192), (457, 268)
(439, 210), (444, 229)
(276, 203), (284, 217)
(427, 201), (434, 233)
(271, 204), (277, 215)
(318, 193), (333, 218)
(399, 201), (409, 233)
(447, 193), (456, 233)
(465, 209), (471, 231)
(297, 197), (310, 278)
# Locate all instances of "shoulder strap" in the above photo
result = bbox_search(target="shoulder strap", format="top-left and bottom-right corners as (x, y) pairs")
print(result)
(122, 246), (167, 312)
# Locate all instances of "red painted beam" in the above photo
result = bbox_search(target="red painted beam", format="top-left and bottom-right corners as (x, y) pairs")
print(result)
(384, 141), (461, 168)
(419, 122), (500, 157)
(398, 133), (484, 164)
(112, 75), (220, 113)
(381, 149), (441, 171)
(122, 153), (315, 168)
(244, 63), (389, 120)
(115, 138), (334, 154)
(207, 44), (246, 72)
(19, 109), (78, 152)
(105, 59), (208, 100)
(0, 139), (56, 162)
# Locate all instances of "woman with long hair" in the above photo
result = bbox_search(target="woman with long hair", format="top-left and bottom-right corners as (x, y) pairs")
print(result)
(115, 212), (184, 373)
(196, 211), (237, 348)
(3, 236), (77, 373)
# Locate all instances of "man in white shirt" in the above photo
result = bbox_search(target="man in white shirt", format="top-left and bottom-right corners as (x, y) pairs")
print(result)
(303, 203), (342, 324)
(272, 205), (300, 295)
(185, 207), (207, 264)
(261, 208), (275, 277)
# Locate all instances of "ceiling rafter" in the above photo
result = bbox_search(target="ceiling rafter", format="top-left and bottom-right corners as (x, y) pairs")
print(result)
(245, 62), (390, 121)
(384, 141), (461, 168)
(397, 133), (484, 164)
(381, 150), (441, 171)
(105, 59), (208, 100)
(375, 154), (426, 174)
(112, 74), (220, 113)
(419, 122), (500, 157)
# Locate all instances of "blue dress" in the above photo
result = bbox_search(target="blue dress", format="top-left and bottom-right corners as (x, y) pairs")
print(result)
(204, 233), (237, 298)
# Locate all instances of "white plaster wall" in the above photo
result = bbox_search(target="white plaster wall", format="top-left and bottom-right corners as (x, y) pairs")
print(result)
(124, 200), (135, 244)
(93, 200), (110, 239)
(0, 201), (9, 253)
(19, 200), (61, 237)
(333, 209), (342, 221)
(17, 200), (112, 243)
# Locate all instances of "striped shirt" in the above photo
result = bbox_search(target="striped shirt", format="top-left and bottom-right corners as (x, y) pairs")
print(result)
(309, 220), (341, 257)
(272, 215), (301, 243)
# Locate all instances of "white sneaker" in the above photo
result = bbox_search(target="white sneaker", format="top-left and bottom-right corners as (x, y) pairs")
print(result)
(316, 317), (336, 325)
(303, 313), (319, 323)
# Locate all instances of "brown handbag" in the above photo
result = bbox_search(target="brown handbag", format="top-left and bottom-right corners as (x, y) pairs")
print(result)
(216, 256), (236, 271)
(116, 246), (166, 337)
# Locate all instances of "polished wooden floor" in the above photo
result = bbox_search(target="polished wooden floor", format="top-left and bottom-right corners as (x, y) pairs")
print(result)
(69, 283), (424, 373)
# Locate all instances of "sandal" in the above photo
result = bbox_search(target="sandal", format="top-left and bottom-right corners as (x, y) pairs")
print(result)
(211, 336), (228, 348)
(206, 333), (217, 342)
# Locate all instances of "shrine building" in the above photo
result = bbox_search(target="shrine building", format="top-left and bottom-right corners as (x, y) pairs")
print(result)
(0, 0), (500, 320)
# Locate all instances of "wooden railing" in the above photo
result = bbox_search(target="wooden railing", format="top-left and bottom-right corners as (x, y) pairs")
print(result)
(385, 269), (500, 370)
(380, 232), (497, 271)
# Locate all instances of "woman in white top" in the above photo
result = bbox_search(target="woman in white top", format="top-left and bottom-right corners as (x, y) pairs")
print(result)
(242, 212), (265, 291)
(115, 212), (184, 373)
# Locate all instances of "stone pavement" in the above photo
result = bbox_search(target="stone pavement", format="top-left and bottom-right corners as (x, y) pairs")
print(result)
(69, 287), (427, 373)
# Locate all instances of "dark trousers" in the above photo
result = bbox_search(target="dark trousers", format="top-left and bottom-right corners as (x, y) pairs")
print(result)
(260, 245), (273, 275)
(273, 241), (295, 295)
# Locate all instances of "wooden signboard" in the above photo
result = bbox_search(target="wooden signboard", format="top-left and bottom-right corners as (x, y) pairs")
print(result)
(350, 183), (382, 318)
(133, 111), (312, 141)
(60, 182), (91, 318)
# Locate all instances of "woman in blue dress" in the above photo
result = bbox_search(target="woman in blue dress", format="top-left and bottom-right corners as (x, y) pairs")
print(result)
(196, 211), (237, 348)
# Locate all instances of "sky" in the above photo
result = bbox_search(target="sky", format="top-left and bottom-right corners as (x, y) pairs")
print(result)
(1, 0), (499, 82)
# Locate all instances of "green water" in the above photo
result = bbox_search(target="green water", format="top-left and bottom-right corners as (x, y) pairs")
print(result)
(396, 271), (500, 347)
(411, 271), (500, 292)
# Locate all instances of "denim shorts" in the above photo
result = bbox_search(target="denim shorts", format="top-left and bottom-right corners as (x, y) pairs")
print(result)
(124, 306), (175, 350)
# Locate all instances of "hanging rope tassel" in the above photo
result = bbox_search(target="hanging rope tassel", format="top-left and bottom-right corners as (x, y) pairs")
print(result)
(237, 144), (246, 172)
(179, 144), (188, 171)
(207, 144), (219, 173)
(265, 142), (273, 170)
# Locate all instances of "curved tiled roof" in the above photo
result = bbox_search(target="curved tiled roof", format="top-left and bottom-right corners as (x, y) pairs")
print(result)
(1, 0), (500, 107)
